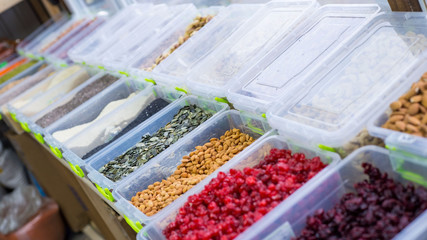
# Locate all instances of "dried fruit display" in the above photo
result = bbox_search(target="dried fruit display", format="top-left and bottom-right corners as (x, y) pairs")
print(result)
(143, 15), (214, 72)
(164, 148), (327, 240)
(294, 163), (427, 240)
(131, 129), (255, 217)
(0, 60), (38, 84)
(99, 105), (213, 182)
(381, 74), (427, 137)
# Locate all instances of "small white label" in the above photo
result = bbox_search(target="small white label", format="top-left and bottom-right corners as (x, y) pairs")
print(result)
(264, 221), (295, 240)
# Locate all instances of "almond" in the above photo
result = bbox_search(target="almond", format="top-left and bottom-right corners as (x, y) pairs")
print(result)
(408, 103), (420, 115)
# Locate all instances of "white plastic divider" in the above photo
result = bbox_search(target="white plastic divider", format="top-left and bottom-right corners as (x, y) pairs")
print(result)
(141, 134), (340, 240)
(85, 95), (229, 192)
(227, 4), (381, 114)
(181, 0), (318, 99)
(149, 3), (261, 86)
(113, 110), (273, 226)
(267, 12), (427, 154)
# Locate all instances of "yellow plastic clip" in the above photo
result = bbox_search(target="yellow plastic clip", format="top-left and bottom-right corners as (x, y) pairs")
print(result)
(145, 78), (156, 85)
(68, 161), (84, 178)
(10, 112), (18, 122)
(175, 87), (188, 94)
(119, 71), (129, 77)
(124, 215), (143, 233)
(49, 145), (63, 159)
(318, 144), (336, 153)
(34, 133), (45, 144)
(20, 122), (31, 133)
(95, 183), (114, 202)
(0, 113), (2, 120)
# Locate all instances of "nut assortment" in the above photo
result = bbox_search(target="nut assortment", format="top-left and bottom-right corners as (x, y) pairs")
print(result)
(130, 129), (255, 217)
(336, 129), (384, 158)
(382, 74), (427, 137)
(143, 15), (214, 72)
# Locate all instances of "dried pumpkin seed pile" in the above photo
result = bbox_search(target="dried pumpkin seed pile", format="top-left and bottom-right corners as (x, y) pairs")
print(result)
(99, 104), (213, 182)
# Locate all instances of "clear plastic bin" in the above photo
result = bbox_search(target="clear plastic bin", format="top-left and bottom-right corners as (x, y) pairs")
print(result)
(367, 72), (427, 169)
(114, 110), (273, 226)
(150, 4), (261, 85)
(7, 65), (90, 125)
(0, 65), (56, 116)
(44, 77), (145, 149)
(17, 14), (68, 55)
(29, 71), (119, 133)
(267, 12), (427, 155)
(18, 15), (70, 59)
(44, 17), (107, 67)
(221, 146), (427, 240)
(31, 17), (89, 59)
(0, 61), (46, 93)
(127, 6), (221, 78)
(85, 95), (229, 191)
(182, 0), (317, 98)
(141, 134), (340, 239)
(101, 4), (198, 73)
(68, 3), (155, 64)
(60, 85), (184, 169)
(227, 4), (381, 114)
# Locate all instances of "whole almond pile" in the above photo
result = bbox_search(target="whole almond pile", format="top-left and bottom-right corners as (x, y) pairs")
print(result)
(130, 128), (255, 217)
(382, 73), (427, 137)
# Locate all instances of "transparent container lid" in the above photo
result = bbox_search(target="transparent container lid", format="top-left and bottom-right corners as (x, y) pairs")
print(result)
(101, 4), (197, 72)
(183, 0), (317, 98)
(31, 17), (90, 58)
(227, 4), (381, 113)
(17, 13), (69, 57)
(127, 6), (221, 76)
(45, 18), (107, 66)
(151, 3), (261, 85)
(267, 12), (427, 148)
(64, 0), (123, 18)
(68, 3), (154, 64)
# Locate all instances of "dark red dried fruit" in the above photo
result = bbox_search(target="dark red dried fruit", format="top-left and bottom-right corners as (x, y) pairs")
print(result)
(164, 148), (327, 240)
(294, 163), (427, 240)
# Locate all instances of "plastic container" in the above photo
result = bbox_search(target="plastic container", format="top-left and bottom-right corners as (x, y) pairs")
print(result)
(43, 77), (146, 149)
(85, 95), (229, 192)
(127, 6), (221, 78)
(227, 4), (381, 114)
(29, 71), (118, 135)
(8, 65), (91, 125)
(101, 4), (198, 73)
(150, 3), (261, 85)
(181, 0), (317, 99)
(267, 12), (427, 155)
(214, 146), (427, 240)
(0, 65), (56, 111)
(114, 110), (273, 227)
(31, 17), (90, 59)
(0, 61), (45, 92)
(51, 85), (184, 172)
(44, 17), (107, 67)
(68, 3), (155, 65)
(141, 134), (340, 239)
(18, 15), (70, 59)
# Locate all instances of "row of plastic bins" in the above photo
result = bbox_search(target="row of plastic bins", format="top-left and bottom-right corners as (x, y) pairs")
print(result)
(139, 142), (427, 240)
